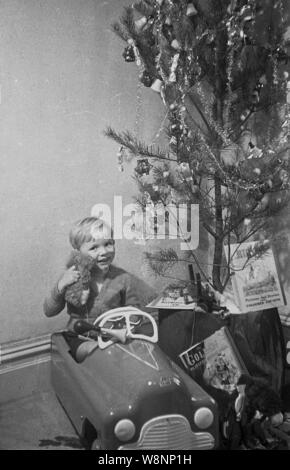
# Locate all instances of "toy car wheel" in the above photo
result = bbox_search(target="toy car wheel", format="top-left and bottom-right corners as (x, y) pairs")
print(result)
(91, 438), (102, 450)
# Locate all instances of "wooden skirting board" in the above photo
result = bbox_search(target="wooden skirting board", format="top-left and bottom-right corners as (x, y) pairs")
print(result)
(0, 334), (52, 403)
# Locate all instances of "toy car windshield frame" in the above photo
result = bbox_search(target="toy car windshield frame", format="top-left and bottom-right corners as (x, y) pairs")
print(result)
(93, 306), (158, 349)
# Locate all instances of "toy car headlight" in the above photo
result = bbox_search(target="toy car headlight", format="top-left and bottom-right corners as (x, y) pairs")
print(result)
(114, 419), (136, 442)
(194, 407), (214, 429)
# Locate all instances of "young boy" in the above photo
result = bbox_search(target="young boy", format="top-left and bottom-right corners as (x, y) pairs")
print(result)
(44, 216), (141, 341)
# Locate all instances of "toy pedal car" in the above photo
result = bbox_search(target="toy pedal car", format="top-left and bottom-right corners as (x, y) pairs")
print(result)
(51, 307), (219, 450)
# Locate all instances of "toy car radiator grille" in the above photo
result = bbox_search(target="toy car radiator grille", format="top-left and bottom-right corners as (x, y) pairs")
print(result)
(118, 415), (215, 450)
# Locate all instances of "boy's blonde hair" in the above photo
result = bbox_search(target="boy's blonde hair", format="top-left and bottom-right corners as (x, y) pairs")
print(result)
(69, 217), (113, 250)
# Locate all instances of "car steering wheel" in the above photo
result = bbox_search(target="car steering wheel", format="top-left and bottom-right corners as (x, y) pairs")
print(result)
(93, 306), (158, 350)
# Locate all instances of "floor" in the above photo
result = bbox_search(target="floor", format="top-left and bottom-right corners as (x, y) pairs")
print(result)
(0, 391), (84, 450)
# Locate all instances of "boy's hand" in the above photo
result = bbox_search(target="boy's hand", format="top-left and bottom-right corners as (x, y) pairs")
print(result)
(80, 289), (90, 305)
(57, 266), (80, 294)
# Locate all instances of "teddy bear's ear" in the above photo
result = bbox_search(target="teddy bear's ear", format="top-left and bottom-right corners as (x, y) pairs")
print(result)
(66, 249), (80, 268)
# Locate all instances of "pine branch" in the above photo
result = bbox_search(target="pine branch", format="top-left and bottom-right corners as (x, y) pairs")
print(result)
(120, 6), (137, 39)
(142, 0), (155, 7)
(186, 90), (215, 137)
(111, 22), (129, 42)
(105, 127), (176, 162)
(133, 1), (154, 17)
(144, 248), (179, 277)
(237, 222), (268, 246)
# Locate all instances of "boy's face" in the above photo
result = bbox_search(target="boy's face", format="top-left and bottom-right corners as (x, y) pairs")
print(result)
(79, 236), (115, 272)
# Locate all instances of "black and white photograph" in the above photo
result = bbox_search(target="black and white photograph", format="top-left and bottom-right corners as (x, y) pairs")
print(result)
(1, 0), (290, 453)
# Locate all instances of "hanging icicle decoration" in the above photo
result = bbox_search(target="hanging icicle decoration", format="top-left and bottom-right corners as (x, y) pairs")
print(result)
(155, 0), (177, 90)
(223, 47), (235, 132)
(178, 162), (193, 182)
(117, 146), (125, 172)
(153, 7), (169, 106)
(197, 131), (228, 179)
(150, 109), (169, 147)
(134, 80), (143, 138)
(272, 52), (279, 86)
(224, 1), (240, 132)
(169, 53), (180, 83)
(196, 81), (231, 146)
(127, 38), (143, 69)
(154, 0), (171, 89)
(281, 77), (290, 144)
(155, 52), (168, 86)
(227, 0), (237, 15)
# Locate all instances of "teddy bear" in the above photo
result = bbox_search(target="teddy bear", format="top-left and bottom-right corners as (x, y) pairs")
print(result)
(203, 373), (285, 449)
(233, 374), (285, 449)
(64, 251), (95, 308)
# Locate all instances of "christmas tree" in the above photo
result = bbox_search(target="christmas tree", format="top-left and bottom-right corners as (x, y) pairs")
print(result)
(106, 0), (290, 295)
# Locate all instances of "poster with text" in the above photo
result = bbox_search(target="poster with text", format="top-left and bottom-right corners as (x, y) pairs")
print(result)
(225, 242), (286, 313)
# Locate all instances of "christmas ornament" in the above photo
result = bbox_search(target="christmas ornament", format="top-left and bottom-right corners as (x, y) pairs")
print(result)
(238, 4), (254, 45)
(182, 127), (188, 137)
(240, 108), (251, 121)
(221, 145), (238, 167)
(248, 142), (263, 159)
(140, 70), (154, 87)
(251, 89), (259, 103)
(170, 123), (183, 139)
(169, 102), (177, 110)
(179, 162), (193, 181)
(123, 45), (135, 62)
(186, 3), (197, 16)
(282, 115), (290, 128)
(279, 169), (288, 186)
(117, 146), (125, 172)
(258, 194), (269, 211)
(151, 78), (163, 93)
(251, 82), (262, 106)
(143, 191), (152, 204)
(127, 38), (142, 67)
(170, 136), (177, 146)
(135, 159), (152, 176)
(171, 39), (181, 50)
(162, 24), (174, 42)
(135, 16), (147, 32)
(267, 178), (273, 190)
(276, 46), (288, 63)
(227, 0), (237, 14)
(239, 4), (254, 23)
